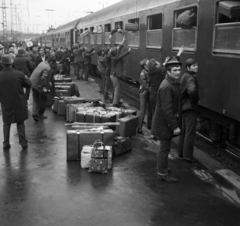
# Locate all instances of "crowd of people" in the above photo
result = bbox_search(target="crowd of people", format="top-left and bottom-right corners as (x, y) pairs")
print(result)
(138, 51), (199, 182)
(0, 38), (199, 183)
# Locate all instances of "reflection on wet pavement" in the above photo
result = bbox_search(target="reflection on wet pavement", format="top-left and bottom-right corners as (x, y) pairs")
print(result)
(194, 169), (240, 205)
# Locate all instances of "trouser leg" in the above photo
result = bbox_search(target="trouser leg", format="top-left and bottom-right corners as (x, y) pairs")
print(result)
(84, 64), (90, 81)
(104, 75), (110, 101)
(100, 72), (106, 92)
(182, 110), (198, 158)
(76, 64), (80, 78)
(17, 122), (27, 147)
(110, 75), (120, 105)
(138, 92), (147, 129)
(157, 139), (171, 175)
(3, 123), (11, 146)
(146, 92), (152, 128)
(32, 88), (39, 117)
(38, 92), (47, 117)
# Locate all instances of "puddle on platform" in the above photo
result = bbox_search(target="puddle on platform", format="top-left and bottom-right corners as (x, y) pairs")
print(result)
(193, 169), (240, 205)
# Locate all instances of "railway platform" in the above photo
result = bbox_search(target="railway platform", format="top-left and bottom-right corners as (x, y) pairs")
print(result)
(0, 73), (240, 226)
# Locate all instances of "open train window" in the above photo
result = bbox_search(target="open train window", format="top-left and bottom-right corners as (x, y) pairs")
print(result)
(105, 23), (111, 44)
(213, 1), (240, 56)
(96, 25), (102, 45)
(172, 6), (198, 52)
(127, 18), (139, 48)
(146, 13), (163, 49)
(84, 28), (89, 44)
(115, 21), (124, 44)
(90, 27), (95, 44)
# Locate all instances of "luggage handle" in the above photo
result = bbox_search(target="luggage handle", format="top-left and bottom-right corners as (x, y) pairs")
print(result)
(93, 139), (105, 149)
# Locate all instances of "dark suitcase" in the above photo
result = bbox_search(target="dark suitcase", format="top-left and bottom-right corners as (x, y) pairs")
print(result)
(67, 130), (79, 161)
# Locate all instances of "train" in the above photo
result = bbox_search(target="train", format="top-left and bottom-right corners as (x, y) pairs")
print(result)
(32, 0), (240, 155)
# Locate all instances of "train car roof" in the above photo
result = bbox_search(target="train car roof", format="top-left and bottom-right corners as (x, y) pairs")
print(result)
(53, 18), (81, 33)
(76, 0), (180, 28)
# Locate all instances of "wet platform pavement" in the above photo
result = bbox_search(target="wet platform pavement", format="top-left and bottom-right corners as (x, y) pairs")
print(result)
(0, 75), (240, 226)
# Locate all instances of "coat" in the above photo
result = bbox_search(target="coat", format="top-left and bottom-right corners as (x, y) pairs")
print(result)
(30, 61), (51, 91)
(73, 49), (84, 63)
(35, 54), (49, 67)
(152, 75), (182, 140)
(180, 71), (199, 112)
(83, 47), (95, 65)
(148, 66), (166, 110)
(0, 67), (31, 123)
(13, 54), (33, 77)
(110, 45), (130, 78)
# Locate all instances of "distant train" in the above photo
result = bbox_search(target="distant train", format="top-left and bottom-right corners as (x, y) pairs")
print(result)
(32, 0), (240, 154)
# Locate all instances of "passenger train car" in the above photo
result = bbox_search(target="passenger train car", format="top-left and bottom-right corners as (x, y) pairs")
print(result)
(32, 0), (240, 153)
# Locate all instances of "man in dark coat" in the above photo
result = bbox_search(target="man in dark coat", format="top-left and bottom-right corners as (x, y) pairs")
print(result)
(13, 48), (33, 101)
(152, 56), (182, 182)
(30, 57), (56, 122)
(0, 55), (31, 150)
(177, 58), (199, 163)
(110, 36), (131, 107)
(83, 46), (95, 81)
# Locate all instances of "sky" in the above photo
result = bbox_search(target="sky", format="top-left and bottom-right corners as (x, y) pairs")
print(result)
(1, 0), (122, 34)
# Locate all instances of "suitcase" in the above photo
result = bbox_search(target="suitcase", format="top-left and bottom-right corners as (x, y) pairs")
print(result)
(57, 100), (66, 116)
(67, 130), (79, 161)
(54, 78), (72, 83)
(53, 99), (58, 113)
(81, 146), (93, 169)
(113, 137), (132, 156)
(118, 115), (139, 137)
(55, 89), (70, 97)
(121, 109), (137, 117)
(46, 93), (54, 107)
(55, 83), (75, 96)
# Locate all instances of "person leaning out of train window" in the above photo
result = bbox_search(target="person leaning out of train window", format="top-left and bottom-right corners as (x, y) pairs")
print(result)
(83, 46), (95, 82)
(109, 35), (131, 107)
(109, 24), (124, 40)
(96, 48), (106, 94)
(13, 48), (33, 103)
(35, 47), (48, 68)
(137, 59), (152, 134)
(177, 58), (199, 163)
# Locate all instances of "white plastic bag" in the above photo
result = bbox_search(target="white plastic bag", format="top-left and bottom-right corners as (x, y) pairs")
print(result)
(81, 146), (93, 169)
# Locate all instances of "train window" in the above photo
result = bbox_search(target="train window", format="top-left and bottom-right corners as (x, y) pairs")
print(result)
(213, 1), (240, 55)
(79, 29), (83, 44)
(172, 6), (198, 52)
(105, 23), (111, 44)
(90, 27), (95, 44)
(97, 25), (102, 45)
(84, 28), (89, 44)
(127, 18), (139, 48)
(146, 13), (163, 49)
(115, 21), (124, 44)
